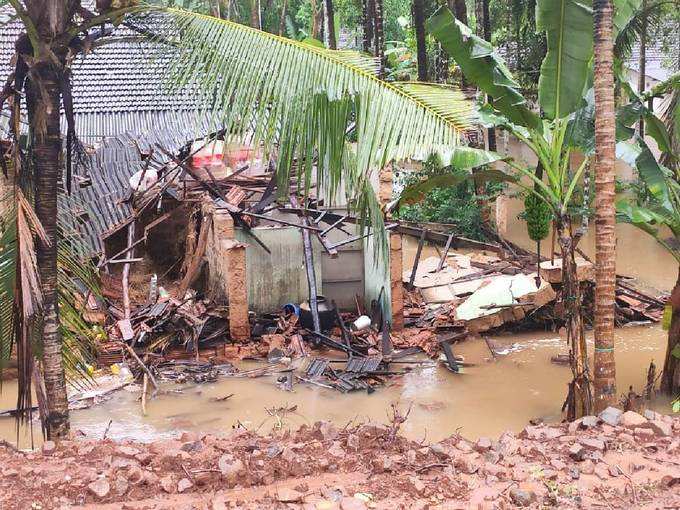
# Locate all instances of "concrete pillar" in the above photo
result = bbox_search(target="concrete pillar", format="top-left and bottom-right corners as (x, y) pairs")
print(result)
(225, 239), (250, 342)
(389, 233), (404, 331)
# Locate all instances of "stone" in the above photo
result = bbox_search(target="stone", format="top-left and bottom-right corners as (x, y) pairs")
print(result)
(429, 442), (449, 457)
(113, 475), (129, 496)
(644, 409), (661, 421)
(647, 419), (672, 437)
(177, 478), (193, 493)
(634, 427), (654, 438)
(580, 416), (599, 428)
(218, 455), (245, 484)
(409, 476), (426, 494)
(550, 458), (567, 470)
(339, 497), (367, 510)
(319, 422), (339, 441)
(598, 407), (623, 426)
(277, 488), (303, 503)
(160, 475), (175, 493)
(475, 437), (492, 452)
(620, 411), (647, 428)
(455, 455), (480, 474)
(511, 467), (528, 482)
(508, 488), (536, 507)
(87, 479), (111, 499)
(580, 459), (595, 475)
(117, 446), (140, 458)
(483, 463), (506, 479)
(579, 438), (605, 452)
(134, 452), (152, 465)
(569, 467), (580, 480)
(594, 464), (610, 480)
(568, 444), (586, 461)
(125, 466), (144, 485)
(42, 441), (57, 455)
(608, 465), (621, 477)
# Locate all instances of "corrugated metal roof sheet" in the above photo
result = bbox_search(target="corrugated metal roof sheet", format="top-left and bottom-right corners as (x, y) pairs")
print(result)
(0, 3), (211, 255)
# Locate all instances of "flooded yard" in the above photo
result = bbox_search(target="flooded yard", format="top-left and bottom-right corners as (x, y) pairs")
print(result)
(2, 323), (671, 449)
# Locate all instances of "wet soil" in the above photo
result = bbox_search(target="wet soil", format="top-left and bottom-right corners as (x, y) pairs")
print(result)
(1, 410), (678, 509)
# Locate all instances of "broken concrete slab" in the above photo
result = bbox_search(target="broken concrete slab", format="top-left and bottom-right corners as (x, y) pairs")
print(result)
(539, 258), (594, 284)
(454, 273), (556, 333)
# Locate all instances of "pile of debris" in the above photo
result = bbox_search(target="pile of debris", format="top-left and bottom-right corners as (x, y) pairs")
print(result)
(402, 230), (666, 338)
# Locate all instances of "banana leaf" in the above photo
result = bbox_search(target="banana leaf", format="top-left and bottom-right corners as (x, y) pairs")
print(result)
(536, 0), (594, 120)
(428, 6), (541, 131)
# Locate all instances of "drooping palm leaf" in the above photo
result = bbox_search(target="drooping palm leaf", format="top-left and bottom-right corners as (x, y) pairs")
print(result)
(427, 6), (541, 131)
(151, 7), (476, 205)
(613, 0), (666, 60)
(536, 0), (594, 120)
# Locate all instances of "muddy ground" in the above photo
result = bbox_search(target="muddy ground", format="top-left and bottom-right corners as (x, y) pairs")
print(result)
(1, 408), (678, 510)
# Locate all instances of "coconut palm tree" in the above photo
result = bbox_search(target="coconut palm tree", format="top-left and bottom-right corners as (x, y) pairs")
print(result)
(412, 0), (428, 81)
(427, 0), (677, 418)
(592, 0), (618, 412)
(0, 1), (476, 438)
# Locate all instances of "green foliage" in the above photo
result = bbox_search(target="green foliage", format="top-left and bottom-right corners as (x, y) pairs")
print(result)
(524, 192), (552, 241)
(394, 154), (503, 241)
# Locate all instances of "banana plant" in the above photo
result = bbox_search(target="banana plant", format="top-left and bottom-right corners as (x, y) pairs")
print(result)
(428, 1), (678, 416)
(617, 133), (680, 396)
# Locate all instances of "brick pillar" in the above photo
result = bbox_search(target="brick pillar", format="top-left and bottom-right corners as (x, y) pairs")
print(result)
(389, 233), (404, 331)
(378, 163), (393, 208)
(225, 239), (250, 342)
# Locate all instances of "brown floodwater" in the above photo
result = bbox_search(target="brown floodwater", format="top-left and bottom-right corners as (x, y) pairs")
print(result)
(1, 323), (671, 448)
(1, 213), (676, 449)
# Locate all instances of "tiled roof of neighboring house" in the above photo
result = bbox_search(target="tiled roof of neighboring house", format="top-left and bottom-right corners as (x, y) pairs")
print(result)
(0, 4), (212, 254)
(627, 42), (677, 83)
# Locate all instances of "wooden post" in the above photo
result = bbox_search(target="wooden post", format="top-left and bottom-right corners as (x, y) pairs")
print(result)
(390, 233), (404, 331)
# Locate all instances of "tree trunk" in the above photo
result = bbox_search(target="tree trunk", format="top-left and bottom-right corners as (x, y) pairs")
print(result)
(558, 223), (593, 420)
(480, 0), (496, 151)
(593, 0), (618, 413)
(250, 0), (260, 28)
(412, 0), (428, 81)
(362, 0), (374, 53)
(325, 0), (337, 49)
(278, 0), (288, 35)
(637, 0), (647, 136)
(661, 267), (680, 395)
(374, 0), (385, 77)
(26, 62), (70, 439)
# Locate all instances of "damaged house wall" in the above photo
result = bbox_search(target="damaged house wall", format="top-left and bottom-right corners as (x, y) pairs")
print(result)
(204, 208), (367, 313)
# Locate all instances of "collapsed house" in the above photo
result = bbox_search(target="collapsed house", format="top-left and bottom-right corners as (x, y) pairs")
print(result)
(0, 7), (668, 397)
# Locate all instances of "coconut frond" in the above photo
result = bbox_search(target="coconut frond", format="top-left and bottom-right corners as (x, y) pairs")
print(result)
(147, 8), (476, 207)
(614, 0), (668, 60)
(0, 189), (99, 385)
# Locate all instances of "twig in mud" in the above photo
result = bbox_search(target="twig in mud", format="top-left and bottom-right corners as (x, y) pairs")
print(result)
(643, 454), (680, 466)
(416, 462), (448, 473)
(181, 463), (195, 483)
(209, 393), (234, 402)
(141, 374), (148, 416)
(124, 344), (159, 390)
(614, 464), (638, 505)
(594, 486), (615, 510)
(102, 420), (113, 440)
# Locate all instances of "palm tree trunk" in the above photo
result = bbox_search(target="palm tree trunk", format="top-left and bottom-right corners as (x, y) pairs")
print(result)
(374, 0), (385, 77)
(26, 62), (70, 439)
(558, 223), (593, 420)
(362, 0), (374, 53)
(250, 0), (260, 29)
(661, 266), (680, 395)
(481, 0), (496, 151)
(278, 0), (288, 35)
(412, 0), (428, 81)
(593, 0), (618, 413)
(325, 0), (337, 49)
(637, 0), (647, 136)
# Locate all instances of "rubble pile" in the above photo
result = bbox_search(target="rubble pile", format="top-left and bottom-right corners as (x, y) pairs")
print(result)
(1, 407), (677, 509)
